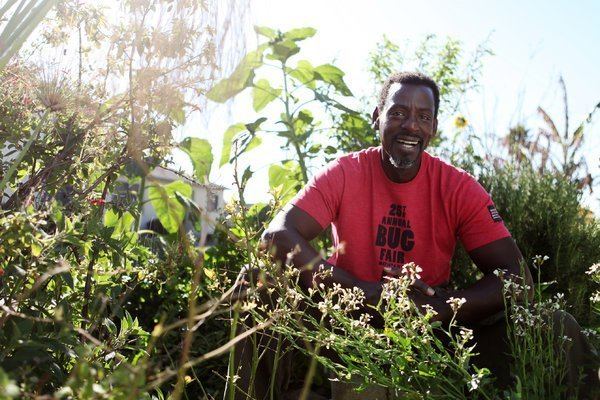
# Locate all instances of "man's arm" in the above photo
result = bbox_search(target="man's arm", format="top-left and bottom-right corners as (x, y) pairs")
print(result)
(397, 237), (533, 324)
(261, 205), (382, 304)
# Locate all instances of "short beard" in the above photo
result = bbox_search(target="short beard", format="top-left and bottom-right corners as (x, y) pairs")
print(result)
(388, 153), (417, 169)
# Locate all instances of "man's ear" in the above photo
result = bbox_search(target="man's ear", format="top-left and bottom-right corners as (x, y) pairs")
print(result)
(371, 107), (379, 130)
(426, 117), (439, 146)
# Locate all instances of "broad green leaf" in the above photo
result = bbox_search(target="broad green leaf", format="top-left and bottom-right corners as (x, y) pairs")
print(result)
(104, 209), (135, 237)
(314, 91), (356, 114)
(241, 166), (253, 188)
(148, 181), (192, 234)
(254, 26), (277, 39)
(50, 201), (64, 229)
(284, 27), (317, 42)
(180, 137), (213, 183)
(219, 123), (245, 167)
(220, 118), (267, 167)
(314, 64), (353, 96)
(267, 39), (300, 63)
(288, 60), (315, 89)
(175, 192), (202, 232)
(293, 109), (314, 137)
(268, 161), (302, 204)
(252, 79), (281, 112)
(339, 112), (372, 133)
(230, 133), (262, 165)
(245, 135), (262, 153)
(30, 242), (41, 257)
(206, 45), (266, 102)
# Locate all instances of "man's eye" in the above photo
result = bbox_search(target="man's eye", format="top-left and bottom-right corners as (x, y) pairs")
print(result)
(420, 114), (432, 121)
(390, 111), (405, 117)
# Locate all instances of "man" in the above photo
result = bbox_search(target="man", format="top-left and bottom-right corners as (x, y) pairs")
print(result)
(234, 72), (596, 399)
(264, 72), (530, 326)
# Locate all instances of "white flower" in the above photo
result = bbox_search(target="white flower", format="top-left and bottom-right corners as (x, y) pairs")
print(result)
(350, 313), (372, 329)
(284, 267), (300, 278)
(468, 373), (481, 391)
(422, 304), (438, 317)
(459, 327), (473, 342)
(241, 300), (257, 312)
(532, 255), (550, 266)
(285, 287), (303, 307)
(586, 263), (600, 277)
(401, 262), (423, 280)
(446, 297), (467, 313)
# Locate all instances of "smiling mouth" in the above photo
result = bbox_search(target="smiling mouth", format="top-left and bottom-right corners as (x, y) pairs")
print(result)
(395, 137), (421, 148)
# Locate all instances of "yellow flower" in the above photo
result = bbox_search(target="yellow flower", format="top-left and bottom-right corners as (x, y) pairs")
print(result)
(454, 116), (468, 129)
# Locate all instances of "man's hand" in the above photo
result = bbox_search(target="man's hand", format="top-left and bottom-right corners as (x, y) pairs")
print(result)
(383, 265), (435, 296)
(382, 238), (532, 325)
(383, 265), (453, 322)
(355, 279), (384, 306)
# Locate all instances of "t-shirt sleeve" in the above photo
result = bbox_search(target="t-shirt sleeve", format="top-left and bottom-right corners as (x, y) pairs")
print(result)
(290, 159), (345, 229)
(455, 176), (511, 252)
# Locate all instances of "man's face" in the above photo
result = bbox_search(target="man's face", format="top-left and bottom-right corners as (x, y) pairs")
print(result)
(376, 83), (438, 178)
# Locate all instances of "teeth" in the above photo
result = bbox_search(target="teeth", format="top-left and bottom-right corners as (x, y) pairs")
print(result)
(396, 139), (419, 145)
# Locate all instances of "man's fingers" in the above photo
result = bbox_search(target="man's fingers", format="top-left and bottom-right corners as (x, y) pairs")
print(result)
(383, 266), (402, 277)
(383, 268), (435, 296)
(411, 278), (435, 296)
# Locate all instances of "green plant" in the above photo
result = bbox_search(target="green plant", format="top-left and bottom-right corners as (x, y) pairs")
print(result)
(498, 257), (571, 399)
(503, 77), (599, 192)
(207, 26), (355, 193)
(0, 2), (251, 398)
(0, 0), (59, 69)
(243, 262), (498, 399)
(330, 34), (492, 155)
(481, 165), (600, 324)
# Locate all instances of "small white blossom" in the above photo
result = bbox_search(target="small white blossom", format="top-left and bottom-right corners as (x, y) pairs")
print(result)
(401, 262), (422, 280)
(459, 327), (474, 342)
(468, 373), (481, 391)
(241, 300), (257, 312)
(446, 297), (467, 313)
(586, 263), (600, 277)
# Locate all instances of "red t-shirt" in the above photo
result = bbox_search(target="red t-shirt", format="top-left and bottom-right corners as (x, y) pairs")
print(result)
(291, 147), (510, 286)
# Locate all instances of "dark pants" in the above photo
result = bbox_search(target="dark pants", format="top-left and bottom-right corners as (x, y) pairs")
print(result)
(225, 270), (599, 399)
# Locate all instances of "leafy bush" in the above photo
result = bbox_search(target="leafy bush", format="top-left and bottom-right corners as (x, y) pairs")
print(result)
(1, 5), (598, 396)
(451, 164), (600, 324)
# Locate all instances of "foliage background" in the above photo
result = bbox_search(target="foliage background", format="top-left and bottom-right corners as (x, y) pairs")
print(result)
(0, 1), (599, 399)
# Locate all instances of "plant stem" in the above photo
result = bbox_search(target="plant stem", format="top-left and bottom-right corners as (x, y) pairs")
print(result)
(134, 174), (146, 231)
(299, 343), (321, 400)
(171, 230), (204, 400)
(281, 61), (309, 184)
(227, 306), (240, 400)
(268, 334), (283, 400)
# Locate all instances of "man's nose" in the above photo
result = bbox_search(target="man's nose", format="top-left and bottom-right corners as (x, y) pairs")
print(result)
(401, 113), (419, 132)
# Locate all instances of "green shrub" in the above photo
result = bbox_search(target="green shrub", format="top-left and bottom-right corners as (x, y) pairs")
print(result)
(452, 164), (600, 324)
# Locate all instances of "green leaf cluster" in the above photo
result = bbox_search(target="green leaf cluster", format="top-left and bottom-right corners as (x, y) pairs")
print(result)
(206, 25), (356, 199)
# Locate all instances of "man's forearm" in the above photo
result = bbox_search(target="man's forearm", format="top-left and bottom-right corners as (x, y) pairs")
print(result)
(261, 228), (382, 303)
(263, 227), (355, 287)
(434, 273), (505, 324)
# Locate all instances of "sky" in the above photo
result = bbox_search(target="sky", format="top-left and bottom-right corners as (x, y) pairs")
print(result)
(183, 0), (600, 211)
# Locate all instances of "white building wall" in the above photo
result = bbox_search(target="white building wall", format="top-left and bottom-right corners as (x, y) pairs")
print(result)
(139, 166), (225, 244)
